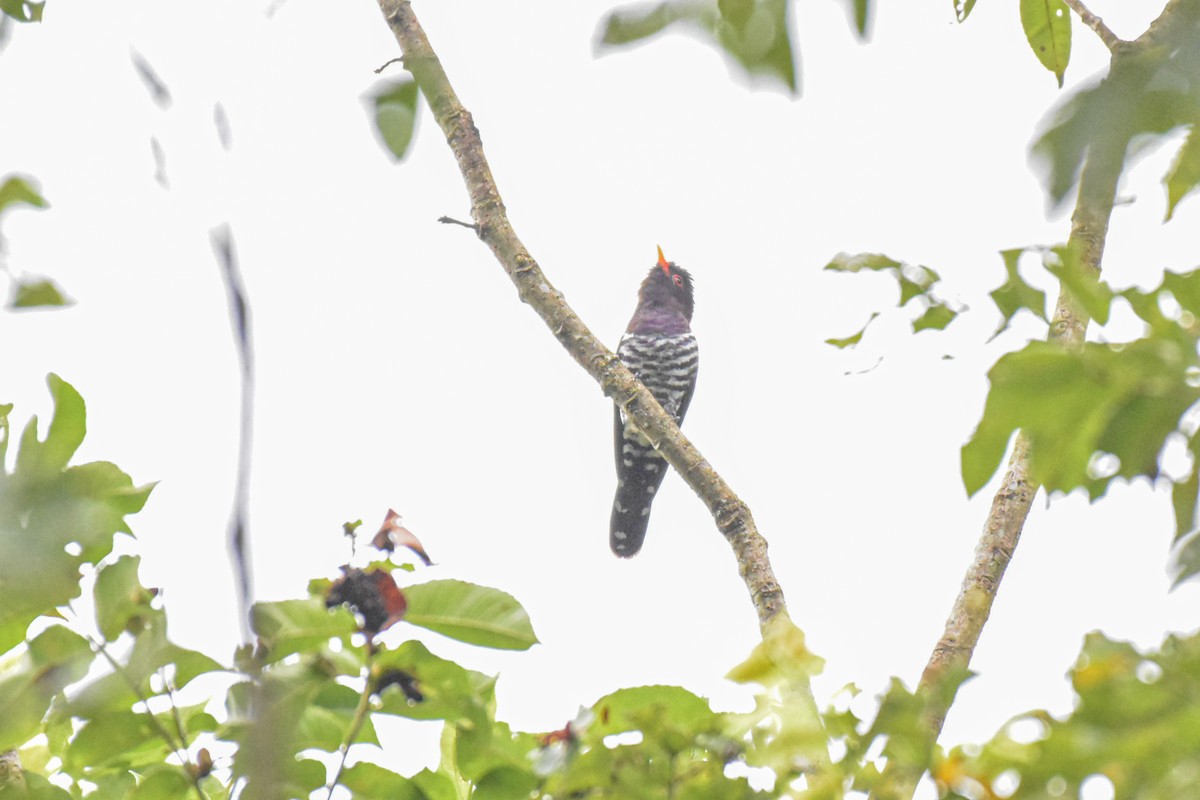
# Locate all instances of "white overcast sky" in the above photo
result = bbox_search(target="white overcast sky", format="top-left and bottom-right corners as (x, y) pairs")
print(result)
(3, 0), (1199, 789)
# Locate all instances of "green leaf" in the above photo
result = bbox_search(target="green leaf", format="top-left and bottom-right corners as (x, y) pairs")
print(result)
(403, 579), (538, 650)
(94, 555), (156, 641)
(1043, 244), (1112, 325)
(374, 639), (495, 724)
(845, 0), (869, 37)
(1171, 431), (1200, 547)
(64, 612), (224, 718)
(340, 762), (425, 800)
(954, 0), (977, 22)
(912, 301), (957, 333)
(10, 278), (69, 309)
(20, 772), (75, 800)
(0, 175), (47, 211)
(472, 766), (539, 800)
(1165, 126), (1200, 221)
(598, 0), (797, 95)
(1031, 53), (1194, 210)
(593, 685), (716, 735)
(1160, 268), (1200, 320)
(129, 765), (193, 800)
(823, 252), (902, 273)
(0, 626), (94, 750)
(825, 312), (878, 349)
(989, 248), (1048, 338)
(1020, 0), (1071, 87)
(964, 631), (1200, 795)
(1171, 528), (1200, 587)
(294, 682), (378, 751)
(250, 598), (357, 662)
(64, 710), (169, 774)
(899, 265), (939, 306)
(961, 339), (1199, 497)
(726, 614), (823, 686)
(15, 374), (86, 476)
(370, 78), (420, 161)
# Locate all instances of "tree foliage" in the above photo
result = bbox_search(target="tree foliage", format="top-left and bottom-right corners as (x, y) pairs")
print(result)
(4, 0), (1200, 798)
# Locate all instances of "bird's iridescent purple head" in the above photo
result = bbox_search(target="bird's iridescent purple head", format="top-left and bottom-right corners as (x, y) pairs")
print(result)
(628, 246), (695, 333)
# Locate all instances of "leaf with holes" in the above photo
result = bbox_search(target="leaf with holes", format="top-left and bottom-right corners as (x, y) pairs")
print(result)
(990, 249), (1047, 338)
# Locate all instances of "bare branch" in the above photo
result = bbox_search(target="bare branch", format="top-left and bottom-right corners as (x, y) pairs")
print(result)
(372, 0), (786, 628)
(1062, 0), (1123, 52)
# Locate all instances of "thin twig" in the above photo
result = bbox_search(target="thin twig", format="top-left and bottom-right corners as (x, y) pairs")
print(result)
(374, 56), (406, 74)
(325, 649), (376, 799)
(437, 214), (479, 231)
(374, 0), (786, 630)
(87, 634), (210, 800)
(871, 1), (1200, 797)
(1062, 0), (1123, 52)
(212, 225), (255, 641)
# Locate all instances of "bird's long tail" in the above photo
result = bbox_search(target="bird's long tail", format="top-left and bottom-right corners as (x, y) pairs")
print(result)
(610, 410), (671, 557)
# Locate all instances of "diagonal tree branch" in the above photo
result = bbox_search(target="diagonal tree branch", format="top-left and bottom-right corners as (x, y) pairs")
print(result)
(1062, 0), (1124, 53)
(874, 1), (1200, 797)
(372, 0), (785, 629)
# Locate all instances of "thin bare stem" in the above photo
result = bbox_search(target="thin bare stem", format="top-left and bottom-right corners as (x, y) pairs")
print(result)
(325, 649), (376, 800)
(1062, 0), (1123, 52)
(373, 0), (785, 629)
(88, 635), (210, 800)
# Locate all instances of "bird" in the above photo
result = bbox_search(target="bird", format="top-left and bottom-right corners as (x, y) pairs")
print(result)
(609, 246), (698, 557)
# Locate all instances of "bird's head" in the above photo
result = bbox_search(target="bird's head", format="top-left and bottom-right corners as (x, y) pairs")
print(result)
(639, 245), (694, 321)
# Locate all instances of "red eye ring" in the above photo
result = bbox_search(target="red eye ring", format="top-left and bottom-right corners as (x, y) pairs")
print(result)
(672, 274), (684, 288)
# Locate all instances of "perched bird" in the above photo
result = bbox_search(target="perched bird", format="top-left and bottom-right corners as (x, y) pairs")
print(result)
(610, 247), (698, 557)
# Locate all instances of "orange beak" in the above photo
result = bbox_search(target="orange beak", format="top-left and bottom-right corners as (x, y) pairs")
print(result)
(656, 245), (670, 274)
